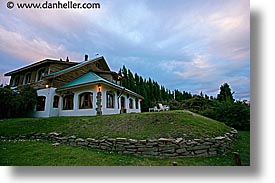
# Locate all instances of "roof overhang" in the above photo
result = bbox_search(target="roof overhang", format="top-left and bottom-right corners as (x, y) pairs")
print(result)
(56, 81), (144, 99)
(45, 56), (110, 79)
(4, 59), (78, 76)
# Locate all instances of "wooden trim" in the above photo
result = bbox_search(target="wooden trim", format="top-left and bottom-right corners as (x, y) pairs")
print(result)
(4, 59), (77, 76)
(45, 56), (109, 79)
(56, 81), (100, 92)
(56, 81), (144, 99)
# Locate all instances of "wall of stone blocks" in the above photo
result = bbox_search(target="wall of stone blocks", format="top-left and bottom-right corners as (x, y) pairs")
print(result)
(1, 129), (238, 158)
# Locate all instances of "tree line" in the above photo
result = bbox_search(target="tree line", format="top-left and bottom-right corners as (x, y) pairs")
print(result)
(120, 66), (250, 131)
(120, 65), (193, 111)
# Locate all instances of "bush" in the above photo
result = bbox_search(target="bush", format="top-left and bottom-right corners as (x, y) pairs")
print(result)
(201, 101), (250, 131)
(181, 96), (213, 112)
(172, 97), (250, 131)
(0, 85), (37, 118)
(0, 86), (15, 118)
(167, 100), (181, 110)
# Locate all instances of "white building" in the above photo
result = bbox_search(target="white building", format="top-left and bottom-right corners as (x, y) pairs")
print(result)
(5, 55), (143, 117)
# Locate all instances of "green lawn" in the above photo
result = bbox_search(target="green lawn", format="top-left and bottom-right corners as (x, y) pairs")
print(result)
(0, 131), (250, 166)
(0, 111), (249, 166)
(0, 110), (231, 140)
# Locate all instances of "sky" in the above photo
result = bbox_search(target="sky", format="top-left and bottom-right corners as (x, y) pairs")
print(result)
(0, 0), (250, 100)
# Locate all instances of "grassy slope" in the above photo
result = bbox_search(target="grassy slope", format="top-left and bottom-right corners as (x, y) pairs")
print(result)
(0, 131), (250, 166)
(0, 110), (231, 140)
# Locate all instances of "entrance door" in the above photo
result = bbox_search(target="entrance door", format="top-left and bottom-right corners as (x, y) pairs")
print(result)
(121, 96), (126, 113)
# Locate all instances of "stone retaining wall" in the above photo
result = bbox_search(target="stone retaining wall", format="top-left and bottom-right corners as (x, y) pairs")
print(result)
(0, 129), (238, 158)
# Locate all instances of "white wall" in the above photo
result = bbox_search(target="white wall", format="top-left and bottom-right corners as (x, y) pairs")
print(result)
(32, 88), (57, 118)
(101, 85), (120, 115)
(31, 84), (141, 117)
(127, 96), (141, 113)
(59, 86), (97, 117)
(100, 85), (141, 115)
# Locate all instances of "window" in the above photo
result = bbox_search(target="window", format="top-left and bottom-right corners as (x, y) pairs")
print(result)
(63, 94), (74, 110)
(79, 92), (93, 109)
(36, 68), (46, 81)
(23, 72), (31, 84)
(53, 96), (59, 108)
(12, 75), (20, 86)
(135, 98), (139, 109)
(129, 98), (133, 109)
(106, 91), (114, 108)
(37, 96), (46, 111)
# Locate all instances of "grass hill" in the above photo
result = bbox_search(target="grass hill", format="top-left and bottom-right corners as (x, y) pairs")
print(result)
(0, 110), (231, 140)
(0, 110), (250, 166)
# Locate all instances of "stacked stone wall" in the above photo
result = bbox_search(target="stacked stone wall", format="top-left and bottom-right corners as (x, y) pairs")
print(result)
(0, 129), (238, 158)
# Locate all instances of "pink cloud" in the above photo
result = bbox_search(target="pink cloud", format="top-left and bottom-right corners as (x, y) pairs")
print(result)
(0, 26), (81, 63)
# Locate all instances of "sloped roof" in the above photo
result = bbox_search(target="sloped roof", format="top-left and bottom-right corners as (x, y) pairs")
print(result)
(58, 71), (143, 99)
(4, 59), (77, 76)
(45, 56), (110, 79)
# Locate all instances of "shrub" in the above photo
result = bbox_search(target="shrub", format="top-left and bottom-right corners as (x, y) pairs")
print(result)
(171, 97), (250, 131)
(0, 85), (37, 118)
(201, 101), (250, 131)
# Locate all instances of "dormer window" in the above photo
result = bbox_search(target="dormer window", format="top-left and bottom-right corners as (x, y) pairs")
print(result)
(23, 72), (31, 84)
(36, 68), (46, 81)
(12, 75), (20, 86)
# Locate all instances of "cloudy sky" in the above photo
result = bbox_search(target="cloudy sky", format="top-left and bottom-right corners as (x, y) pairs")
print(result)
(0, 0), (250, 100)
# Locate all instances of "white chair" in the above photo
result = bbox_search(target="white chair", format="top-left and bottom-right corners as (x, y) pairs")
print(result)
(163, 105), (170, 111)
(154, 106), (161, 112)
(149, 107), (154, 112)
(149, 106), (160, 112)
(158, 104), (165, 111)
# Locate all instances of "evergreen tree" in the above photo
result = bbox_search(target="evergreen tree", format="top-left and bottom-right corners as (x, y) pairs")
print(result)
(200, 91), (203, 98)
(160, 86), (166, 101)
(122, 65), (128, 88)
(217, 83), (234, 103)
(134, 73), (140, 94)
(128, 69), (135, 92)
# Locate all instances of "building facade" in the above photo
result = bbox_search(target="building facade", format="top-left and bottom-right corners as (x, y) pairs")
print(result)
(5, 56), (143, 117)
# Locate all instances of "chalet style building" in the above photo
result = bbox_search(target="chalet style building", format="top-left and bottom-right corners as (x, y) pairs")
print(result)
(4, 55), (143, 117)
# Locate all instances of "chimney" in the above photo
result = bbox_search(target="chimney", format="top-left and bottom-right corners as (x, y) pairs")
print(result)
(84, 54), (89, 61)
